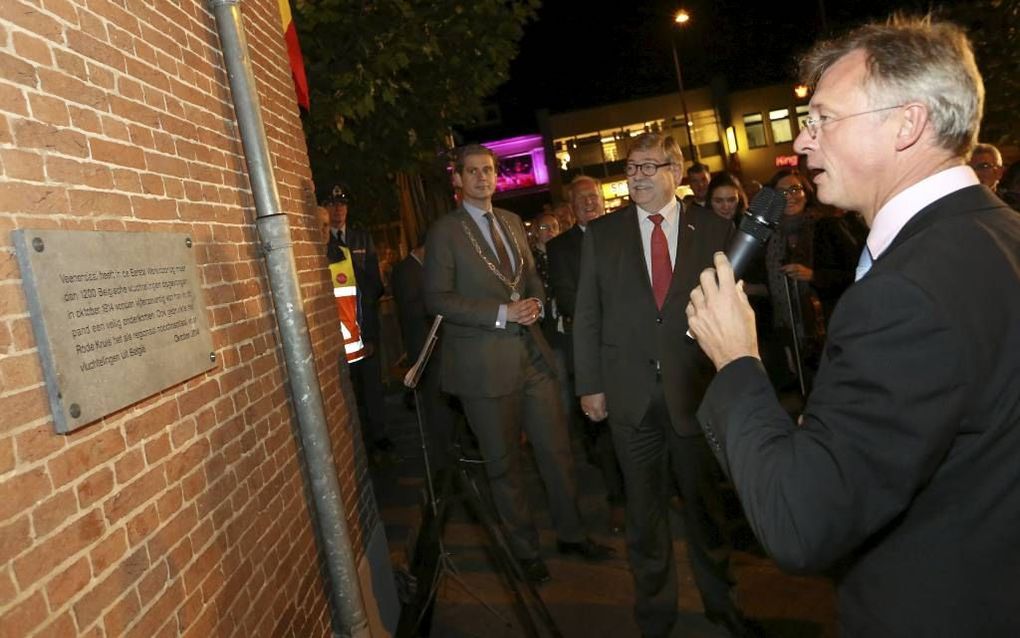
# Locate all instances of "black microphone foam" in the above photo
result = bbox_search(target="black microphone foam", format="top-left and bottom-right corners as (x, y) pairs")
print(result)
(726, 186), (787, 278)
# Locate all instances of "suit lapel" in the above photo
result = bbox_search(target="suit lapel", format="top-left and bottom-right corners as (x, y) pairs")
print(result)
(493, 208), (522, 272)
(664, 204), (696, 308)
(622, 206), (657, 309)
(456, 206), (502, 266)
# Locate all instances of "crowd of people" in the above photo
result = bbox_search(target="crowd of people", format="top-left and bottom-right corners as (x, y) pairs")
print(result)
(319, 14), (1019, 638)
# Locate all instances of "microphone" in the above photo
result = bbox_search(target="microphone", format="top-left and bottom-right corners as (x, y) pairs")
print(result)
(686, 187), (786, 340)
(727, 186), (787, 278)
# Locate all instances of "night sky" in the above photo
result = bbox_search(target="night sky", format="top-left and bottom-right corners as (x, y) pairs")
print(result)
(490, 0), (969, 132)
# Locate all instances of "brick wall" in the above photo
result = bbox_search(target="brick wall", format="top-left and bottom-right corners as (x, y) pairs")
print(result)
(0, 1), (376, 636)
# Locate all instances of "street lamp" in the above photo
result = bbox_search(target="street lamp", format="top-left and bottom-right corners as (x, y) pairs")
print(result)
(670, 9), (697, 163)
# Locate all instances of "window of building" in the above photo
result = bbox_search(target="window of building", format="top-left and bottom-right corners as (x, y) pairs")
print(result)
(743, 113), (767, 148)
(601, 135), (620, 162)
(795, 105), (810, 135)
(769, 108), (793, 144)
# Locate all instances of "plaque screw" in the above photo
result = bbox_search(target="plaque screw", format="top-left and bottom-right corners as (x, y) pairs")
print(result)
(69, 404), (81, 418)
(209, 351), (217, 363)
(32, 237), (45, 252)
(185, 237), (193, 248)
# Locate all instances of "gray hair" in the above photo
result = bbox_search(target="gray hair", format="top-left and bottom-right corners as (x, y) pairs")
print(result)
(628, 132), (683, 167)
(799, 14), (984, 158)
(971, 143), (1003, 166)
(569, 174), (602, 197)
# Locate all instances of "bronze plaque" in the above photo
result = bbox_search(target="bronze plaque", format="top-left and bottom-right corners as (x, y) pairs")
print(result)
(12, 230), (216, 433)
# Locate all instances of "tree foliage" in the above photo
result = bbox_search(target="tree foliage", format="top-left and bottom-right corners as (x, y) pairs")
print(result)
(942, 0), (1019, 149)
(294, 0), (540, 223)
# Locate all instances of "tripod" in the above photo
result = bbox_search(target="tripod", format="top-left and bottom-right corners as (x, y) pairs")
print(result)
(397, 316), (562, 638)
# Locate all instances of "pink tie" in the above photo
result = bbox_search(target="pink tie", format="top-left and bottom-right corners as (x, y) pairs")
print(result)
(648, 214), (672, 309)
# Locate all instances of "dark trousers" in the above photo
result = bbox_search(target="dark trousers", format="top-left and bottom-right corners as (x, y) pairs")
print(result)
(612, 383), (736, 637)
(350, 352), (388, 446)
(555, 343), (625, 503)
(418, 351), (457, 473)
(458, 338), (584, 560)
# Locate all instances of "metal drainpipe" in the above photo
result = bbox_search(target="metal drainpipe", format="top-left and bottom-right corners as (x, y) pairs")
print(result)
(207, 2), (370, 636)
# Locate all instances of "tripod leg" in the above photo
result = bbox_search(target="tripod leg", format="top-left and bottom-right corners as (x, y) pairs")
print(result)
(457, 465), (564, 638)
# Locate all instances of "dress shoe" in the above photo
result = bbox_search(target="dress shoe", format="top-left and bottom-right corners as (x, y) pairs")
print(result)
(705, 607), (762, 638)
(518, 557), (551, 584)
(556, 538), (615, 562)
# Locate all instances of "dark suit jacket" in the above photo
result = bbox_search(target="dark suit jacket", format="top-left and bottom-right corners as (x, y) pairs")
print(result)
(391, 254), (427, 362)
(698, 186), (1020, 635)
(424, 206), (545, 398)
(547, 224), (585, 327)
(573, 201), (731, 435)
(327, 226), (383, 343)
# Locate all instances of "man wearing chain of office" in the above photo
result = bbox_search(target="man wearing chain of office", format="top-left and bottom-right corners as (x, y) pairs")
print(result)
(424, 144), (612, 583)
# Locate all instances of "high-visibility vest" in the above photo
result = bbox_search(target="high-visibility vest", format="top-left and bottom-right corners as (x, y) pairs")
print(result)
(328, 247), (366, 363)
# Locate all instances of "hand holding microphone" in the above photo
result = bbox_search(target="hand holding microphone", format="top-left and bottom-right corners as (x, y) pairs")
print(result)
(686, 187), (787, 370)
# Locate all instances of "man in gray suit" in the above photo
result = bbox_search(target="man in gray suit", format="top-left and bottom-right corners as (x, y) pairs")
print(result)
(424, 144), (611, 583)
(574, 134), (752, 636)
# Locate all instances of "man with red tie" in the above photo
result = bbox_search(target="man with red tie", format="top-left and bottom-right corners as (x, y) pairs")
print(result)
(573, 133), (753, 636)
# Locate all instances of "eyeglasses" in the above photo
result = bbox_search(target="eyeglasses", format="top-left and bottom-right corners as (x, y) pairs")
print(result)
(777, 185), (805, 197)
(537, 224), (552, 230)
(626, 162), (672, 176)
(801, 104), (905, 139)
(971, 162), (1002, 170)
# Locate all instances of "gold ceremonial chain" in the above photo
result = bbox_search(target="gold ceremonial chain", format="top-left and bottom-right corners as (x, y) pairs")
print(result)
(461, 218), (524, 298)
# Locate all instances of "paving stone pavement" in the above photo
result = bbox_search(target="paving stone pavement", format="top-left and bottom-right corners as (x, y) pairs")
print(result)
(370, 391), (837, 638)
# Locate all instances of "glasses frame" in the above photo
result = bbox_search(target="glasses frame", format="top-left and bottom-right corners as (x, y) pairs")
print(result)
(777, 184), (805, 197)
(802, 104), (905, 139)
(625, 161), (673, 177)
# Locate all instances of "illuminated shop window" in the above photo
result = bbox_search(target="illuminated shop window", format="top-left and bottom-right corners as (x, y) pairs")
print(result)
(769, 108), (793, 144)
(743, 113), (767, 148)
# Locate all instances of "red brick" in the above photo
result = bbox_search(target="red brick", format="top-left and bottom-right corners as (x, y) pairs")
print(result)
(72, 547), (148, 629)
(0, 181), (70, 217)
(0, 148), (44, 182)
(0, 349), (45, 387)
(67, 188), (132, 217)
(177, 379), (221, 418)
(144, 433), (171, 466)
(44, 556), (91, 609)
(125, 503), (160, 547)
(48, 427), (125, 486)
(155, 484), (183, 522)
(140, 172), (164, 196)
(0, 83), (28, 117)
(90, 527), (127, 575)
(31, 488), (78, 537)
(90, 137), (145, 170)
(0, 437), (13, 474)
(37, 67), (109, 111)
(0, 516), (31, 565)
(114, 447), (144, 484)
(46, 156), (115, 189)
(111, 168), (142, 193)
(12, 118), (88, 158)
(37, 612), (85, 636)
(0, 466), (51, 523)
(100, 114), (130, 142)
(103, 589), (142, 636)
(147, 505), (197, 559)
(122, 400), (179, 446)
(28, 93), (69, 127)
(68, 29), (126, 72)
(131, 196), (178, 220)
(165, 438), (209, 483)
(40, 0), (79, 25)
(104, 466), (167, 523)
(0, 50), (39, 87)
(136, 559), (167, 607)
(68, 105), (102, 134)
(0, 590), (47, 638)
(13, 508), (104, 589)
(13, 422), (65, 464)
(12, 31), (52, 67)
(124, 579), (184, 638)
(76, 466), (114, 509)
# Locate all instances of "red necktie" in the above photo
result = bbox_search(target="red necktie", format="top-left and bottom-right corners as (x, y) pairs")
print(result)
(648, 213), (672, 309)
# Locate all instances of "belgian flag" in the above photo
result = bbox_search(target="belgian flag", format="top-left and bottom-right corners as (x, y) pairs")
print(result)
(278, 0), (310, 110)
